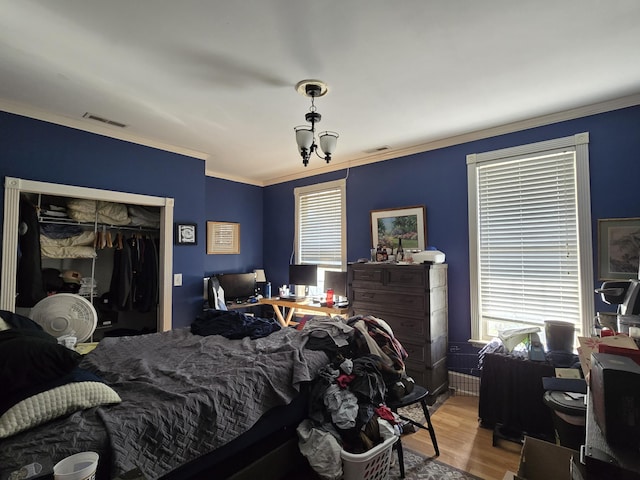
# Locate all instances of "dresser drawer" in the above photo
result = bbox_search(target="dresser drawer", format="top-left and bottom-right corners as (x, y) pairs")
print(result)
(350, 266), (385, 285)
(401, 334), (448, 367)
(349, 264), (429, 291)
(406, 357), (448, 402)
(386, 267), (426, 288)
(349, 306), (423, 337)
(351, 289), (426, 313)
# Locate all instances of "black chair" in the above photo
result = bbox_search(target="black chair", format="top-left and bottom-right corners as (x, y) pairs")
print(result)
(386, 384), (440, 478)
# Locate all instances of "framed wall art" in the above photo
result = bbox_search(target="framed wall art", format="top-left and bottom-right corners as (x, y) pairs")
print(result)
(370, 205), (427, 251)
(207, 221), (240, 254)
(597, 217), (640, 280)
(174, 223), (197, 245)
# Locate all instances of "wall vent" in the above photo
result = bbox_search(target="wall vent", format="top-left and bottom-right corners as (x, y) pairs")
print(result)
(82, 112), (127, 128)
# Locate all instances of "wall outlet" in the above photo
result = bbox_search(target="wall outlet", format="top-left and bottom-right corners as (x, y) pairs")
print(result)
(173, 273), (182, 286)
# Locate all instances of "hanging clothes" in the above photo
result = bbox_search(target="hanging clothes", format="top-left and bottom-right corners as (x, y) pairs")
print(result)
(16, 196), (46, 307)
(109, 233), (133, 310)
(108, 232), (158, 312)
(133, 236), (159, 312)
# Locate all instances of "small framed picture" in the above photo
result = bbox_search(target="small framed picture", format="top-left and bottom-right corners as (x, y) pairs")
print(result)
(175, 223), (197, 245)
(207, 221), (240, 254)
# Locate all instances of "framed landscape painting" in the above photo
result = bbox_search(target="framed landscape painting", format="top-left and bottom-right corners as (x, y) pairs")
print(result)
(370, 205), (426, 251)
(598, 217), (640, 280)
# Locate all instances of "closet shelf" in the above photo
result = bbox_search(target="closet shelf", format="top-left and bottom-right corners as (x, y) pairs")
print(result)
(38, 216), (157, 232)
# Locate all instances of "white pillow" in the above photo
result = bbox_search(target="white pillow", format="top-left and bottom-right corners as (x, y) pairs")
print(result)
(0, 382), (121, 438)
(0, 318), (9, 331)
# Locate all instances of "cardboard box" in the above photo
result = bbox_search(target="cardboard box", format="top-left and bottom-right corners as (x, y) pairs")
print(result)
(515, 436), (578, 480)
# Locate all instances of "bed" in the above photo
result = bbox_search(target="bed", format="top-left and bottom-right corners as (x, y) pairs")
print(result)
(0, 314), (329, 480)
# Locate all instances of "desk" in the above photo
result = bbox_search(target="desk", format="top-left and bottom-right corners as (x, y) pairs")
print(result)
(259, 298), (349, 327)
(224, 300), (264, 317)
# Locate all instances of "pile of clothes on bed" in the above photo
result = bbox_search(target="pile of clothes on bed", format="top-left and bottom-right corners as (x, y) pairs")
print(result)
(296, 315), (414, 480)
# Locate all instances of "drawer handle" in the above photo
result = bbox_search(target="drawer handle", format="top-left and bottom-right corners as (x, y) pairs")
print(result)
(361, 292), (375, 299)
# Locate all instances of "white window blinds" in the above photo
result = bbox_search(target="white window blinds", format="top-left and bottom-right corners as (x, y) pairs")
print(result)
(294, 179), (346, 268)
(468, 133), (594, 341)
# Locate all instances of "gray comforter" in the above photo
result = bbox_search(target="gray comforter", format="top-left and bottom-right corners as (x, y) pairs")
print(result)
(0, 327), (328, 479)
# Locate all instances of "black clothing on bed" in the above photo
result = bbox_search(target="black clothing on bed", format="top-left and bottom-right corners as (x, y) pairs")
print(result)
(192, 309), (281, 339)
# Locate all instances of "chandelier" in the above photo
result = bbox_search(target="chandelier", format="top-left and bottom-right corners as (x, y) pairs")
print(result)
(294, 80), (339, 167)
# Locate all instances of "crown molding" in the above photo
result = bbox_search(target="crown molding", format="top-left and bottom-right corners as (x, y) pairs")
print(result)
(3, 92), (639, 187)
(262, 92), (640, 185)
(0, 99), (209, 161)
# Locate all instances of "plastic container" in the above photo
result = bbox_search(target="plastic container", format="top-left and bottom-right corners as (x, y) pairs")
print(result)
(544, 320), (575, 352)
(543, 391), (586, 451)
(53, 452), (99, 480)
(340, 435), (396, 480)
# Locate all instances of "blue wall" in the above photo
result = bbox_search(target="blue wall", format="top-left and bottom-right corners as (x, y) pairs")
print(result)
(0, 111), (208, 327)
(203, 177), (264, 277)
(3, 105), (640, 339)
(263, 105), (640, 343)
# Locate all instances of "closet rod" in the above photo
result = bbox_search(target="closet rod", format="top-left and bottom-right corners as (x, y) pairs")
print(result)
(39, 217), (158, 233)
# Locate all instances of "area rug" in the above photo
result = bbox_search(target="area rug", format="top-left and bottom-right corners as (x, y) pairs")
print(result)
(388, 448), (482, 480)
(397, 388), (451, 425)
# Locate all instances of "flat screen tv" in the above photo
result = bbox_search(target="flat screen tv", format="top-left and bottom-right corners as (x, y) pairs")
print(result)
(289, 264), (318, 287)
(216, 272), (256, 303)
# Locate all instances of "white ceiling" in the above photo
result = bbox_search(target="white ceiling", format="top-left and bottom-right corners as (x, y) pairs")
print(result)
(2, 1), (640, 186)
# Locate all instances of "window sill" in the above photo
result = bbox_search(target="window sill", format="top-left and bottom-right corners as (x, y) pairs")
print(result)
(468, 339), (488, 349)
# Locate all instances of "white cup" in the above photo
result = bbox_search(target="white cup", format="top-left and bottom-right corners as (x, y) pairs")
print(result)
(53, 452), (99, 480)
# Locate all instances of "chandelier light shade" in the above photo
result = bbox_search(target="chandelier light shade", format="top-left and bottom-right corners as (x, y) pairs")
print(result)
(294, 80), (339, 167)
(295, 126), (314, 152)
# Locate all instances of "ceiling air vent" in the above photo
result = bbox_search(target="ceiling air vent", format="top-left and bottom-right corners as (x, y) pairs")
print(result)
(82, 112), (127, 128)
(363, 145), (390, 154)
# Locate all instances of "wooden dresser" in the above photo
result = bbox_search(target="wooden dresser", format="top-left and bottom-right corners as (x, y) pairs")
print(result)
(347, 262), (448, 403)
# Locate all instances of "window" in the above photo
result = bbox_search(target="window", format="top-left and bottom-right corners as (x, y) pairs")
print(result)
(294, 179), (346, 294)
(467, 133), (594, 342)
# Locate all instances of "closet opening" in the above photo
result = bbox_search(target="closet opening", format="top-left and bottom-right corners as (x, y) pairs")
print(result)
(1, 177), (174, 335)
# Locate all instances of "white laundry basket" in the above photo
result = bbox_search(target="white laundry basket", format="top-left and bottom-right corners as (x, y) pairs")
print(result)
(340, 435), (397, 480)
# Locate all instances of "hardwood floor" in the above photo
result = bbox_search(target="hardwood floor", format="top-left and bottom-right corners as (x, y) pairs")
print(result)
(401, 394), (522, 480)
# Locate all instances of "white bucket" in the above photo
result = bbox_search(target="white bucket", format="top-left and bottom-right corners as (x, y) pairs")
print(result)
(53, 452), (99, 480)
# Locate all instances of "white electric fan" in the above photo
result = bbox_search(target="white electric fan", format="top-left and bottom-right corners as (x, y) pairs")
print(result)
(30, 293), (98, 343)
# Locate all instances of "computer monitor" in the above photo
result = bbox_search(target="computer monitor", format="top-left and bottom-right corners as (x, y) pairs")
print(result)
(216, 273), (256, 303)
(324, 270), (347, 297)
(289, 264), (317, 295)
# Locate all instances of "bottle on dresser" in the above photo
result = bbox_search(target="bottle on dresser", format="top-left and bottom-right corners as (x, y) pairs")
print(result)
(396, 237), (404, 262)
